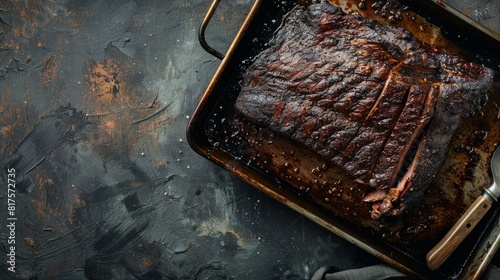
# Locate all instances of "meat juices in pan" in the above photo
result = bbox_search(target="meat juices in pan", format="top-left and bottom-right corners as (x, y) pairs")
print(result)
(235, 1), (494, 219)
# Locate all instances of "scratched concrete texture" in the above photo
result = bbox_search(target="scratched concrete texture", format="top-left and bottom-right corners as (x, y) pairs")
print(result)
(0, 0), (380, 279)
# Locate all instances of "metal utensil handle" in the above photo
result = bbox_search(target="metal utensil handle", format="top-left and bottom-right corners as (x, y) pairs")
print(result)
(426, 194), (492, 271)
(198, 0), (225, 60)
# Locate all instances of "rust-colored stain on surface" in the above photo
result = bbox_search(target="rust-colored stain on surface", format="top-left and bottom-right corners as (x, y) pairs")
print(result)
(86, 58), (124, 104)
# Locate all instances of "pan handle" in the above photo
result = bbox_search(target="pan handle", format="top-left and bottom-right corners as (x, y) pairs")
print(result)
(198, 0), (225, 60)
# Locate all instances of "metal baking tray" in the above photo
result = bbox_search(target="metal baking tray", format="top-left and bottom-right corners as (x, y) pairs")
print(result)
(188, 0), (500, 278)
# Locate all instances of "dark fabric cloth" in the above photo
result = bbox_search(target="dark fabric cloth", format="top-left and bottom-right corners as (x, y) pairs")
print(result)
(312, 264), (500, 279)
(311, 264), (409, 280)
(483, 265), (500, 280)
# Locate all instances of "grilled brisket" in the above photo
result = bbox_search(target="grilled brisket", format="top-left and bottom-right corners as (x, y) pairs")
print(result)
(235, 1), (494, 218)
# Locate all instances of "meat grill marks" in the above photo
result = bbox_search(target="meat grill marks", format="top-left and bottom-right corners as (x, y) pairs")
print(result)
(235, 1), (494, 218)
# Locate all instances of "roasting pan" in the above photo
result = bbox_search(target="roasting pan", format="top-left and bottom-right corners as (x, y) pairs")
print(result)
(188, 0), (500, 278)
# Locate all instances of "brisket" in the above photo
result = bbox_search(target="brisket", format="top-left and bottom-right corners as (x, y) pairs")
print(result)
(235, 1), (494, 218)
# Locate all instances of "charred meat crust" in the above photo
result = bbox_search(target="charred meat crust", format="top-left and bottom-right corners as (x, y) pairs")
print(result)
(235, 1), (494, 219)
